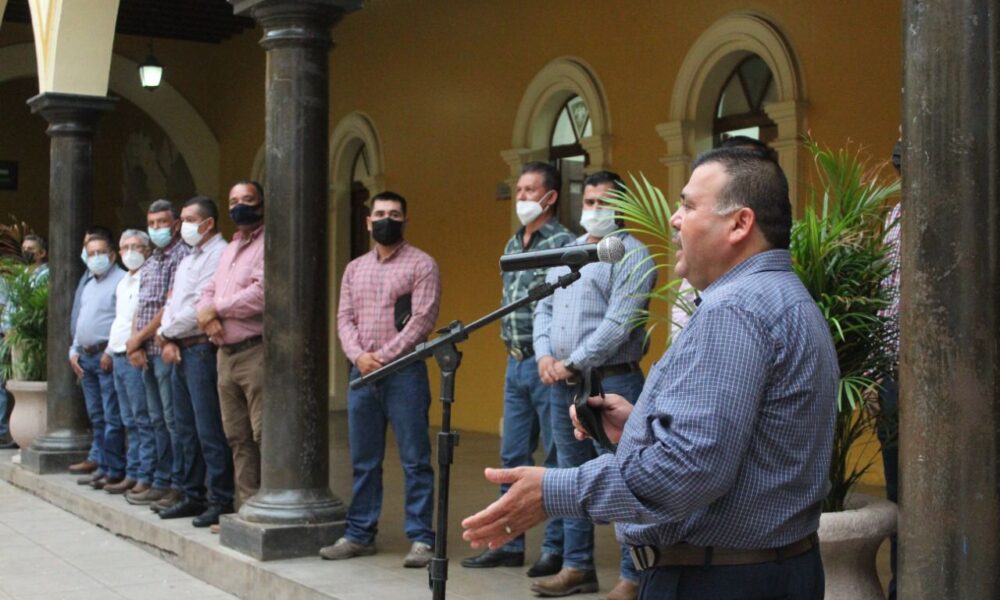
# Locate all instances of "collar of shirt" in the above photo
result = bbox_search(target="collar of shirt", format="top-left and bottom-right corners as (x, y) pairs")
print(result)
(699, 249), (793, 302)
(517, 218), (564, 250)
(191, 232), (225, 255)
(234, 224), (264, 245)
(374, 241), (408, 263)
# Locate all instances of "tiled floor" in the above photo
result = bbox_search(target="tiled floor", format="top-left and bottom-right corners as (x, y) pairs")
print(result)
(0, 479), (235, 600)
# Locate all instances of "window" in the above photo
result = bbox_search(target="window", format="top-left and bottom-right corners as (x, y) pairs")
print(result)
(713, 55), (777, 146)
(350, 144), (371, 259)
(549, 95), (591, 234)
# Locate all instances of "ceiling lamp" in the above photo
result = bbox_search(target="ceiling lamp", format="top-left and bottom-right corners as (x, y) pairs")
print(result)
(138, 43), (163, 90)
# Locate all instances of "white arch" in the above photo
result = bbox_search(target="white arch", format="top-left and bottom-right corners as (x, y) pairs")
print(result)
(326, 111), (385, 410)
(656, 12), (805, 205)
(0, 43), (220, 198)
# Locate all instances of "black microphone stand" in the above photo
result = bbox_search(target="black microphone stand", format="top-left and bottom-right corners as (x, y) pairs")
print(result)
(350, 267), (583, 600)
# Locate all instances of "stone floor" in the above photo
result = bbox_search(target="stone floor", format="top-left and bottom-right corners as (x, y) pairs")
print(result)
(0, 410), (893, 599)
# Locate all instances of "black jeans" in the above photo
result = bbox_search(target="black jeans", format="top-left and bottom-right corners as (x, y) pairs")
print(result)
(876, 377), (899, 600)
(638, 545), (824, 600)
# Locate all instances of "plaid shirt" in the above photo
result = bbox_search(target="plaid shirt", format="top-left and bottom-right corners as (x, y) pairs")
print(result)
(879, 203), (902, 369)
(135, 237), (190, 355)
(499, 219), (574, 353)
(543, 250), (839, 549)
(337, 242), (441, 364)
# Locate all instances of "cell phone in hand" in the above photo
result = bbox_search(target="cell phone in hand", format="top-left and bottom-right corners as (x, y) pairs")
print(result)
(572, 368), (615, 451)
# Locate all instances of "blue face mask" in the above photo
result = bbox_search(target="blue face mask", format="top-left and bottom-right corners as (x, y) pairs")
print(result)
(86, 254), (112, 276)
(148, 226), (173, 248)
(80, 247), (88, 265)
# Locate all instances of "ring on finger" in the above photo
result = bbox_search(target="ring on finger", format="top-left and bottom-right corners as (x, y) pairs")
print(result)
(504, 524), (513, 535)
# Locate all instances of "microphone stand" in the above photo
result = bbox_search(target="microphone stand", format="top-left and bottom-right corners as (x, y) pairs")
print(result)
(351, 267), (583, 600)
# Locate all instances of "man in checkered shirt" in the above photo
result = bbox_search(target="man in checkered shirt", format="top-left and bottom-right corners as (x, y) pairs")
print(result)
(463, 147), (838, 600)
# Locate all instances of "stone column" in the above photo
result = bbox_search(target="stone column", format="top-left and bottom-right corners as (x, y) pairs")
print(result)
(900, 1), (1000, 598)
(20, 93), (115, 474)
(221, 0), (360, 561)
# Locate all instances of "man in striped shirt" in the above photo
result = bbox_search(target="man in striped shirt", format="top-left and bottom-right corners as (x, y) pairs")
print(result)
(322, 191), (441, 569)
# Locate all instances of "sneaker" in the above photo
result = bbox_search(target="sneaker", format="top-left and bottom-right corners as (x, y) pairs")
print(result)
(318, 537), (376, 561)
(403, 541), (434, 568)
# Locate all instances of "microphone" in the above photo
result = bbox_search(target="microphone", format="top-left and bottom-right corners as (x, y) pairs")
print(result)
(500, 236), (626, 272)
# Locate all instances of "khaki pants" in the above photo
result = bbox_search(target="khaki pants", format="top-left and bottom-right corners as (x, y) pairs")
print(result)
(218, 342), (263, 507)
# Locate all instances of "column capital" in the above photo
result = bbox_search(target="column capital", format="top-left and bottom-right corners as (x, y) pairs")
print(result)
(27, 92), (116, 138)
(231, 0), (361, 49)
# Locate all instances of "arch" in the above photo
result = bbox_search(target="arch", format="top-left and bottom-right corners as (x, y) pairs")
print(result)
(0, 43), (220, 199)
(656, 13), (805, 206)
(502, 56), (613, 230)
(28, 0), (119, 96)
(326, 111), (386, 410)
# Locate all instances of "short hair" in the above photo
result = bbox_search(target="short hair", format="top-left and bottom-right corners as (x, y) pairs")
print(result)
(119, 229), (150, 249)
(583, 170), (623, 190)
(691, 146), (792, 249)
(85, 225), (114, 241)
(148, 198), (179, 219)
(521, 161), (561, 194)
(233, 180), (265, 204)
(85, 232), (114, 252)
(719, 135), (779, 163)
(22, 234), (46, 251)
(184, 195), (220, 223)
(371, 191), (408, 216)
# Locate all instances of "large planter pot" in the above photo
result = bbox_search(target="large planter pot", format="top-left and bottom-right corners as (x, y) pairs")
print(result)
(5, 380), (47, 450)
(819, 493), (897, 600)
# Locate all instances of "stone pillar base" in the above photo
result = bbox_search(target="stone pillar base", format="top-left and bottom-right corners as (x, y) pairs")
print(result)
(20, 448), (88, 474)
(219, 514), (345, 561)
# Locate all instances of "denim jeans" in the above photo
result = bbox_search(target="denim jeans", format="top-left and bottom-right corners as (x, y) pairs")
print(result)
(78, 352), (126, 478)
(877, 377), (899, 600)
(550, 370), (644, 573)
(112, 354), (155, 485)
(345, 361), (435, 546)
(500, 355), (563, 555)
(143, 355), (178, 489)
(172, 343), (234, 506)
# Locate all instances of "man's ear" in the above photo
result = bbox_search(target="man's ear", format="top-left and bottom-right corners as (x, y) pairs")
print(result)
(729, 207), (756, 243)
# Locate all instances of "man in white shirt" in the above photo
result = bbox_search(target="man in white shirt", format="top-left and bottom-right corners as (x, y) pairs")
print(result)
(155, 196), (235, 528)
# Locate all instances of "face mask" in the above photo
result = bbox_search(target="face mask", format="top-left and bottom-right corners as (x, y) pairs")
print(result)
(891, 140), (902, 174)
(148, 226), (173, 248)
(80, 247), (88, 265)
(121, 250), (146, 271)
(580, 208), (618, 238)
(23, 251), (35, 264)
(86, 254), (112, 276)
(181, 221), (206, 247)
(371, 217), (404, 246)
(230, 203), (263, 226)
(515, 191), (552, 226)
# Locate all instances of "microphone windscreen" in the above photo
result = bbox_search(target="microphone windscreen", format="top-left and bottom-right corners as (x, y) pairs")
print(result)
(596, 236), (626, 263)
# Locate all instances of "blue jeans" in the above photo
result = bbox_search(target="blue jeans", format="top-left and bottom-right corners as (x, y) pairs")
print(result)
(637, 545), (824, 599)
(345, 361), (434, 546)
(143, 355), (178, 489)
(112, 355), (155, 485)
(500, 356), (563, 555)
(79, 352), (126, 478)
(550, 370), (644, 574)
(172, 343), (234, 505)
(877, 378), (898, 600)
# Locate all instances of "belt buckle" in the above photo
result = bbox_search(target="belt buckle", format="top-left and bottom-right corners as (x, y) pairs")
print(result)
(629, 545), (657, 572)
(509, 347), (524, 361)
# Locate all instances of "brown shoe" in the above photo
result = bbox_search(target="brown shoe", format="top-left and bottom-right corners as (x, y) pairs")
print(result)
(604, 578), (639, 600)
(126, 486), (168, 506)
(91, 475), (116, 490)
(104, 478), (137, 495)
(150, 489), (184, 513)
(77, 472), (104, 486)
(69, 460), (98, 475)
(530, 568), (598, 597)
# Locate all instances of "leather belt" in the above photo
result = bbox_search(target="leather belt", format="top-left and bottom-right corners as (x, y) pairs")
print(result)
(507, 346), (535, 361)
(629, 532), (818, 570)
(78, 342), (108, 356)
(176, 334), (211, 349)
(221, 335), (263, 355)
(596, 362), (641, 378)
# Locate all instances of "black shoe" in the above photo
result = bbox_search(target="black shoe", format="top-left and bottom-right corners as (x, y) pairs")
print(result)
(159, 497), (206, 520)
(192, 503), (235, 528)
(526, 552), (563, 578)
(460, 549), (524, 568)
(0, 438), (18, 450)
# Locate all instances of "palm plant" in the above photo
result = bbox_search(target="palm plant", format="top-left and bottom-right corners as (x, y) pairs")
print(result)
(0, 260), (49, 381)
(601, 140), (899, 513)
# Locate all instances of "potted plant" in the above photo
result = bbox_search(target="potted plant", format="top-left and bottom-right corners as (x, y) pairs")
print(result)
(605, 140), (899, 599)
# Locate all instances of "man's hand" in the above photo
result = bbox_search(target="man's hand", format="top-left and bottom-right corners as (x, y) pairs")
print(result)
(154, 334), (166, 348)
(125, 335), (143, 356)
(99, 353), (113, 373)
(569, 392), (633, 445)
(161, 342), (182, 365)
(196, 305), (218, 329)
(128, 349), (148, 369)
(203, 319), (224, 345)
(69, 355), (83, 379)
(462, 467), (547, 550)
(356, 352), (383, 376)
(537, 356), (556, 384)
(550, 360), (575, 382)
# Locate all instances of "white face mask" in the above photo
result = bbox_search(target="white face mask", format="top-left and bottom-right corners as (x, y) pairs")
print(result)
(80, 247), (88, 265)
(515, 191), (552, 226)
(580, 208), (618, 238)
(86, 254), (112, 276)
(180, 221), (206, 247)
(121, 250), (146, 271)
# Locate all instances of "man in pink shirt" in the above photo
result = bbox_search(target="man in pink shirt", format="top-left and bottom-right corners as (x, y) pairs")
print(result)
(320, 191), (441, 569)
(197, 180), (265, 508)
